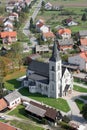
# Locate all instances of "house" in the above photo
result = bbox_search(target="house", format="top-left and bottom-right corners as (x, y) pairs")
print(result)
(0, 98), (7, 112)
(45, 2), (52, 10)
(79, 30), (87, 39)
(24, 41), (73, 98)
(68, 51), (87, 72)
(34, 44), (49, 53)
(42, 31), (55, 41)
(4, 24), (13, 32)
(3, 18), (13, 28)
(40, 25), (49, 33)
(4, 91), (21, 109)
(64, 17), (78, 26)
(57, 28), (71, 39)
(0, 31), (17, 44)
(25, 101), (62, 123)
(5, 5), (15, 13)
(36, 19), (45, 32)
(0, 122), (20, 130)
(57, 38), (74, 51)
(9, 12), (19, 21)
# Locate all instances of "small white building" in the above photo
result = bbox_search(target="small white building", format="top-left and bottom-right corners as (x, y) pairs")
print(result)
(68, 52), (87, 72)
(24, 42), (73, 98)
(4, 91), (21, 109)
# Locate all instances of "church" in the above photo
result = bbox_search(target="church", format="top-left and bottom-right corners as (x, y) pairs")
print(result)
(24, 42), (73, 98)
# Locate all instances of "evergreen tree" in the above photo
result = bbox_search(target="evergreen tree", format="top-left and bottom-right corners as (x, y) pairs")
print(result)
(81, 13), (87, 21)
(80, 104), (87, 120)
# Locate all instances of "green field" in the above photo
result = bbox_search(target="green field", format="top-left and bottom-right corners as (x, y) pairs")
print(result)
(19, 88), (70, 112)
(73, 85), (87, 93)
(75, 99), (84, 111)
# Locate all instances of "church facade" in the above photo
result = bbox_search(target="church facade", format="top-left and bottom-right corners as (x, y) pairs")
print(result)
(24, 42), (73, 98)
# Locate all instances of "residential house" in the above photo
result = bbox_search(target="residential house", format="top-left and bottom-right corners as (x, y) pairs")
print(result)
(34, 44), (49, 53)
(64, 17), (78, 26)
(0, 31), (17, 44)
(0, 98), (7, 112)
(57, 38), (74, 51)
(3, 18), (13, 28)
(4, 24), (13, 32)
(68, 51), (87, 72)
(57, 28), (71, 39)
(45, 2), (52, 10)
(4, 91), (21, 109)
(5, 5), (15, 13)
(42, 31), (55, 41)
(79, 30), (87, 39)
(24, 41), (73, 98)
(40, 25), (49, 33)
(25, 101), (62, 123)
(36, 19), (45, 32)
(9, 12), (19, 21)
(0, 122), (20, 130)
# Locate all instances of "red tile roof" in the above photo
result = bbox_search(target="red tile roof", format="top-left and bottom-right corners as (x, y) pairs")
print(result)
(58, 28), (71, 35)
(36, 22), (44, 28)
(0, 122), (18, 130)
(79, 52), (87, 62)
(0, 98), (7, 111)
(80, 38), (87, 46)
(0, 31), (17, 38)
(43, 31), (55, 38)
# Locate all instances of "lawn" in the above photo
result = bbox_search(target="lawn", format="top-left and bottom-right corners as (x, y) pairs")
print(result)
(75, 99), (84, 111)
(4, 67), (26, 90)
(8, 105), (28, 120)
(73, 85), (87, 93)
(80, 96), (87, 100)
(10, 120), (44, 130)
(19, 88), (70, 112)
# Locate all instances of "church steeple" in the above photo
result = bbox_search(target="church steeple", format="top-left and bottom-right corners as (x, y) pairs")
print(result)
(50, 41), (61, 61)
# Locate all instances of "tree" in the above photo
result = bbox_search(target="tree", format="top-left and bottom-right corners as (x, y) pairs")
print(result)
(80, 104), (87, 120)
(29, 17), (33, 29)
(11, 42), (23, 70)
(40, 0), (45, 14)
(0, 57), (5, 98)
(81, 13), (86, 21)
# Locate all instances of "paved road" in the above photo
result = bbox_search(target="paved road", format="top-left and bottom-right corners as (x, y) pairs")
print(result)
(23, 0), (42, 37)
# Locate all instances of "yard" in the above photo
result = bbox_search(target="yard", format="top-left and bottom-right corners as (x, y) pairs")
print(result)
(36, 0), (87, 33)
(10, 120), (44, 130)
(75, 99), (84, 111)
(19, 87), (70, 112)
(4, 67), (26, 91)
(73, 85), (87, 93)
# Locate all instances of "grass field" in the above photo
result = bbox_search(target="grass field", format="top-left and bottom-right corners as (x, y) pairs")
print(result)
(46, 0), (87, 7)
(4, 67), (26, 90)
(19, 88), (70, 112)
(75, 99), (84, 111)
(73, 85), (87, 93)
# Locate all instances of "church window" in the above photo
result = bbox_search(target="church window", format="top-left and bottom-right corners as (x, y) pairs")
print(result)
(52, 84), (54, 91)
(52, 73), (54, 81)
(52, 66), (55, 71)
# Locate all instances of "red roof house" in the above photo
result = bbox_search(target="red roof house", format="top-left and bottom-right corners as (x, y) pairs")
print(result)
(0, 31), (17, 44)
(0, 98), (7, 111)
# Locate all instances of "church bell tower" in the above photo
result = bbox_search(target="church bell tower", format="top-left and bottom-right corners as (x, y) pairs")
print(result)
(48, 41), (62, 98)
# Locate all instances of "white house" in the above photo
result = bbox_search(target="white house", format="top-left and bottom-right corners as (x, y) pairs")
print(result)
(68, 52), (87, 72)
(45, 2), (52, 10)
(9, 12), (19, 21)
(24, 42), (73, 98)
(4, 91), (21, 109)
(67, 21), (78, 26)
(40, 25), (49, 33)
